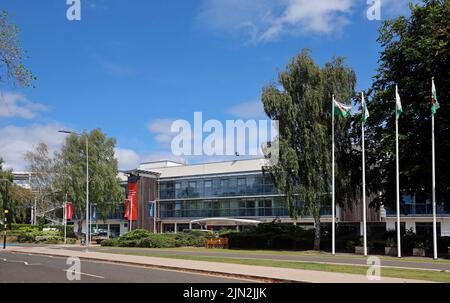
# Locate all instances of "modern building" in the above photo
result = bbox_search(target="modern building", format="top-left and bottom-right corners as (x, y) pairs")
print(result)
(60, 158), (450, 238)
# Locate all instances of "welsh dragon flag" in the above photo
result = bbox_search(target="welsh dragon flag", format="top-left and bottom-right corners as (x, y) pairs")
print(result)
(361, 93), (369, 123)
(432, 78), (440, 115)
(333, 97), (352, 118)
(395, 85), (403, 118)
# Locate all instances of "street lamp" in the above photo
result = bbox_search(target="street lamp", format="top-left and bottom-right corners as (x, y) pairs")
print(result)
(59, 130), (89, 250)
(0, 178), (11, 249)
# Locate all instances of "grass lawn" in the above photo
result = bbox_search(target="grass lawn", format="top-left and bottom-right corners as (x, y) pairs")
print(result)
(96, 246), (450, 264)
(109, 251), (450, 283)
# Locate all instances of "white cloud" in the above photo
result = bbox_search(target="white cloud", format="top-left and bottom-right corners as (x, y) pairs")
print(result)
(147, 119), (177, 144)
(0, 124), (66, 171)
(0, 92), (49, 119)
(197, 0), (356, 42)
(114, 148), (141, 170)
(228, 100), (266, 119)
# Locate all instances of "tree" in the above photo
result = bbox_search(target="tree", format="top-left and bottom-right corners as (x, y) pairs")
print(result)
(0, 10), (35, 87)
(262, 50), (356, 250)
(54, 129), (124, 234)
(25, 143), (58, 221)
(0, 158), (32, 224)
(362, 0), (450, 211)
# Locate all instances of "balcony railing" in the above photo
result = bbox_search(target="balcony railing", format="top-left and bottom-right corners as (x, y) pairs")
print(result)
(386, 203), (450, 217)
(160, 206), (332, 219)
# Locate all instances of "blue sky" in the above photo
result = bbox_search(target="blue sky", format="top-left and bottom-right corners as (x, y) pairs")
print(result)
(0, 0), (417, 170)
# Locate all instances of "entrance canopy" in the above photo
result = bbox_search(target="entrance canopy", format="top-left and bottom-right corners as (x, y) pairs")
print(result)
(190, 218), (261, 226)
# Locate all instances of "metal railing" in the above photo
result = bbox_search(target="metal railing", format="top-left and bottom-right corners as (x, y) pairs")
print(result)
(160, 206), (332, 219)
(386, 203), (450, 217)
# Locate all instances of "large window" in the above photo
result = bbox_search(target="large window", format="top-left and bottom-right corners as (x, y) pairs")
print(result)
(159, 174), (277, 199)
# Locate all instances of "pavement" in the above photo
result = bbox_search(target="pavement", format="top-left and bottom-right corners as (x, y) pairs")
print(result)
(0, 250), (251, 283)
(3, 245), (436, 283)
(71, 246), (450, 272)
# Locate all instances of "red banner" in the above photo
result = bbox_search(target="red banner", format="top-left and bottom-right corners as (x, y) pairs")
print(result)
(124, 182), (138, 221)
(65, 202), (73, 221)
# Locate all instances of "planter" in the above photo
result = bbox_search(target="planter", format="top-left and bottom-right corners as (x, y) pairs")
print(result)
(385, 247), (397, 256)
(413, 248), (426, 257)
(354, 246), (369, 255)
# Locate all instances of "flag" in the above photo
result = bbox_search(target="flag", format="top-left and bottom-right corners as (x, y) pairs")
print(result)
(65, 202), (73, 221)
(361, 93), (370, 123)
(395, 85), (403, 117)
(124, 199), (131, 219)
(432, 78), (440, 115)
(334, 97), (352, 118)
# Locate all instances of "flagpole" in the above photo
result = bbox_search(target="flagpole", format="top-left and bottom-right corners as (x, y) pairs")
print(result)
(432, 77), (438, 260)
(395, 85), (402, 258)
(130, 198), (133, 232)
(332, 95), (336, 256)
(362, 92), (368, 256)
(64, 193), (67, 245)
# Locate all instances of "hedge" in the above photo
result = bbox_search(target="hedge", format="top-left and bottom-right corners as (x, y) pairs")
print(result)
(100, 229), (208, 248)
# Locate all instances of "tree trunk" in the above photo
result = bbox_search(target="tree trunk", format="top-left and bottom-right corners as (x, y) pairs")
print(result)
(77, 219), (83, 236)
(313, 215), (321, 251)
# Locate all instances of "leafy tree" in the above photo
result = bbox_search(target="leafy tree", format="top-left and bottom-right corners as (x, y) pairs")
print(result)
(360, 0), (450, 211)
(0, 158), (32, 224)
(262, 50), (356, 250)
(25, 143), (58, 220)
(0, 10), (35, 87)
(54, 129), (124, 234)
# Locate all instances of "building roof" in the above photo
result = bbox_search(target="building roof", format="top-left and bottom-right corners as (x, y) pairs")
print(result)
(148, 158), (268, 179)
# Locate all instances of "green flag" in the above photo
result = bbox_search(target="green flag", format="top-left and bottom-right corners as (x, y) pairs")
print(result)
(361, 92), (369, 123)
(432, 78), (440, 115)
(334, 97), (352, 118)
(395, 85), (403, 118)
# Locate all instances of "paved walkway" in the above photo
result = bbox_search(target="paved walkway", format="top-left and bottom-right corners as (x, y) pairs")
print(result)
(5, 246), (433, 283)
(69, 247), (450, 272)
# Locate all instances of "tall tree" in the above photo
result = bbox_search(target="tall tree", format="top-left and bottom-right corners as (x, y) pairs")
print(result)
(362, 0), (450, 211)
(25, 143), (57, 220)
(0, 158), (32, 223)
(262, 50), (356, 250)
(0, 10), (35, 87)
(54, 129), (124, 234)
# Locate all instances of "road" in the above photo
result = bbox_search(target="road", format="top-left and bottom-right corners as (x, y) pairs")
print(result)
(0, 251), (252, 283)
(63, 246), (450, 272)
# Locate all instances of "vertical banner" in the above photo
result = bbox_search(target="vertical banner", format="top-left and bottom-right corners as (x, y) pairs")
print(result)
(91, 204), (97, 221)
(127, 182), (138, 221)
(148, 201), (155, 218)
(124, 199), (131, 219)
(65, 202), (74, 221)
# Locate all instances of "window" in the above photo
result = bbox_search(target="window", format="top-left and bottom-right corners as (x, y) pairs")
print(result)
(204, 180), (212, 188)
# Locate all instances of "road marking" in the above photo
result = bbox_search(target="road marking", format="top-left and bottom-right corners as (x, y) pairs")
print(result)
(0, 258), (41, 266)
(62, 269), (104, 279)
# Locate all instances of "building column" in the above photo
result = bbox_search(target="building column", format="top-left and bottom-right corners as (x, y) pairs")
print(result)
(189, 222), (192, 230)
(174, 222), (177, 234)
(236, 225), (239, 231)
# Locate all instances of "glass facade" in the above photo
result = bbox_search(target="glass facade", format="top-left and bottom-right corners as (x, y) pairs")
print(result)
(159, 174), (277, 200)
(159, 174), (332, 219)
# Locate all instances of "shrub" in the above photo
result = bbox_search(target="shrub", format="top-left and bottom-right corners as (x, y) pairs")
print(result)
(136, 235), (177, 248)
(119, 229), (153, 241)
(101, 238), (119, 247)
(11, 224), (39, 230)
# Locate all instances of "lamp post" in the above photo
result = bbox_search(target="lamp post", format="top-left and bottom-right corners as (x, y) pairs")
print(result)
(1, 178), (11, 249)
(59, 130), (89, 250)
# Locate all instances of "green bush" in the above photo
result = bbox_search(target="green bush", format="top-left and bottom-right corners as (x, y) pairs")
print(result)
(11, 224), (39, 230)
(101, 238), (119, 247)
(100, 230), (207, 248)
(136, 235), (177, 248)
(119, 229), (153, 241)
